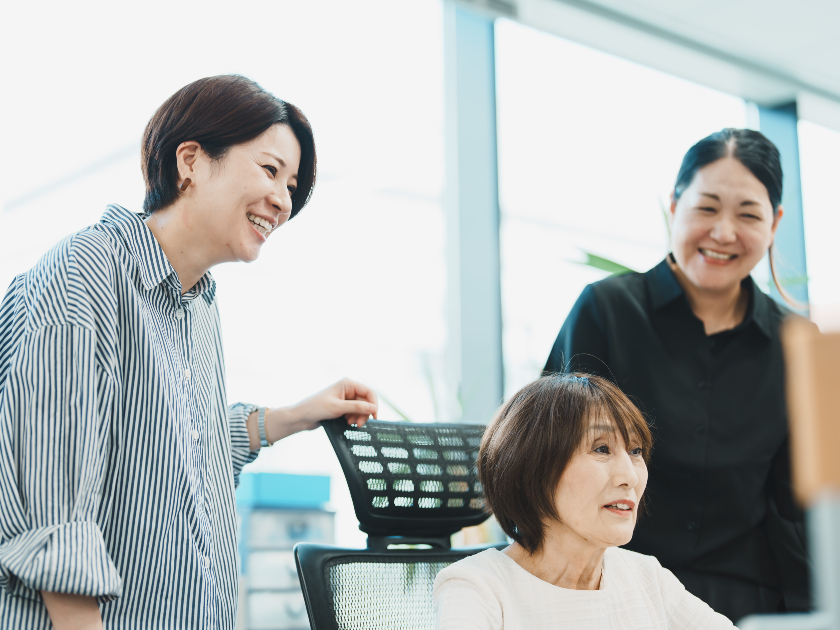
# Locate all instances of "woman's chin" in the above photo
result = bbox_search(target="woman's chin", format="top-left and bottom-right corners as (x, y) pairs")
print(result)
(603, 523), (636, 547)
(685, 265), (744, 294)
(235, 241), (263, 264)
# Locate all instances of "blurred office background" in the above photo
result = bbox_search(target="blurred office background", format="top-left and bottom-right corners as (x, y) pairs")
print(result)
(3, 0), (840, 627)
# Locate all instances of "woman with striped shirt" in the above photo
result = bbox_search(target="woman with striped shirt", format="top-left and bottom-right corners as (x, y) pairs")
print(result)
(0, 75), (378, 629)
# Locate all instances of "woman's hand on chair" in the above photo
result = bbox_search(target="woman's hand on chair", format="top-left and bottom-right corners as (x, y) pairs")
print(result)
(292, 377), (378, 427)
(261, 378), (378, 445)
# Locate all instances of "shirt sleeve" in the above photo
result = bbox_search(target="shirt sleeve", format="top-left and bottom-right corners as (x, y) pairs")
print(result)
(766, 438), (811, 611)
(0, 325), (121, 602)
(544, 284), (611, 377)
(659, 564), (735, 630)
(434, 576), (503, 630)
(227, 402), (260, 488)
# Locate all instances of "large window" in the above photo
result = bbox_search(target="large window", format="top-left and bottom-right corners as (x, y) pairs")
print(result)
(494, 19), (747, 396)
(799, 120), (840, 330)
(1, 0), (446, 548)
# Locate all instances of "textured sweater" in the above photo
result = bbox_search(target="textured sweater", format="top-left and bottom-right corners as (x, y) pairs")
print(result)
(434, 547), (734, 629)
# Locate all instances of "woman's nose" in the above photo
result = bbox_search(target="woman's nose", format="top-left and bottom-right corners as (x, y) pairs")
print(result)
(268, 187), (293, 218)
(709, 215), (737, 243)
(614, 452), (640, 488)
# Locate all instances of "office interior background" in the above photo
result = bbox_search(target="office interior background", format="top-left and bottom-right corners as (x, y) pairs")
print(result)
(2, 0), (839, 626)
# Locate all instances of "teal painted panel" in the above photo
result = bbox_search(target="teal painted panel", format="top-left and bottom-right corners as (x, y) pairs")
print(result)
(237, 472), (330, 509)
(758, 102), (809, 308)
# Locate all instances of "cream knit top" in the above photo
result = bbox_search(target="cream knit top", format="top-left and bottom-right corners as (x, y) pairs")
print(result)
(433, 547), (735, 629)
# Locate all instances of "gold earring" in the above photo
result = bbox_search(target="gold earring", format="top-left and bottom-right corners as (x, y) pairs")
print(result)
(179, 178), (191, 192)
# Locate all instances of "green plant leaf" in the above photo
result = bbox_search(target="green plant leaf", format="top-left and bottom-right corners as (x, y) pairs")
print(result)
(576, 252), (637, 276)
(377, 391), (413, 423)
(778, 275), (809, 287)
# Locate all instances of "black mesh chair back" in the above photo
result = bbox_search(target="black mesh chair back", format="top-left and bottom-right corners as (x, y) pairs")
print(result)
(322, 418), (488, 538)
(295, 419), (500, 630)
(295, 543), (504, 630)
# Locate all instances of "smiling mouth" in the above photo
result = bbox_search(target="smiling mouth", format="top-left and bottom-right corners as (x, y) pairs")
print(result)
(247, 213), (274, 237)
(699, 248), (737, 261)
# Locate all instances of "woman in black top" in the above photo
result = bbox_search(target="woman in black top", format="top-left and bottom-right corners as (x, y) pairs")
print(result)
(544, 129), (809, 623)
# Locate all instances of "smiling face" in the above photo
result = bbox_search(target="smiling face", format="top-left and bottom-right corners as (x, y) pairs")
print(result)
(669, 156), (782, 294)
(179, 123), (302, 264)
(552, 420), (648, 549)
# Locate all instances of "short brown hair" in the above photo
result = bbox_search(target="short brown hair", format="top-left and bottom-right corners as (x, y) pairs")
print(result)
(477, 373), (652, 554)
(141, 74), (316, 217)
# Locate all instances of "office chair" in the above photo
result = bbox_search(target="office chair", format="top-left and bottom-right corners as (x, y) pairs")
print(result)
(295, 418), (502, 630)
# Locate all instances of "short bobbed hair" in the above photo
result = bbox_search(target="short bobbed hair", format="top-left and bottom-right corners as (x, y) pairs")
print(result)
(141, 74), (316, 218)
(477, 373), (653, 554)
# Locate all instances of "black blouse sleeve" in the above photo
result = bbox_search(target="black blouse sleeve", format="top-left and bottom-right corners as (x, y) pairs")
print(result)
(769, 437), (804, 523)
(766, 437), (811, 611)
(543, 284), (611, 378)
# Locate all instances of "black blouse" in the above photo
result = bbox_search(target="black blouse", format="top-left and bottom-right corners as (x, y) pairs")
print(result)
(544, 258), (809, 614)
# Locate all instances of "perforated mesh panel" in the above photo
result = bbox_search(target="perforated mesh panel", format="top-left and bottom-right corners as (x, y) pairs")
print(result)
(328, 420), (486, 525)
(326, 558), (452, 630)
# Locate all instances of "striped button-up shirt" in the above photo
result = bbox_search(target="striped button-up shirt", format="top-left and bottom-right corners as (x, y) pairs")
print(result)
(0, 205), (259, 628)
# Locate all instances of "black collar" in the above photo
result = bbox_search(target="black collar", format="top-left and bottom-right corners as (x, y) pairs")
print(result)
(747, 278), (775, 340)
(645, 257), (773, 340)
(645, 258), (684, 311)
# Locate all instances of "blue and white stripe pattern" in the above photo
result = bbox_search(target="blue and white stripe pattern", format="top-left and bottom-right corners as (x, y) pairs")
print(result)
(0, 205), (259, 628)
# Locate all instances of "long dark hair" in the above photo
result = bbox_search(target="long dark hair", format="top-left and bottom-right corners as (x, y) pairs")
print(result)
(673, 128), (798, 306)
(141, 75), (316, 218)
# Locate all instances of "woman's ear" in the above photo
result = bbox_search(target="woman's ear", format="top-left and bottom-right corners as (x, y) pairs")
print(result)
(771, 206), (784, 239)
(668, 191), (677, 219)
(175, 140), (201, 184)
(667, 191), (678, 233)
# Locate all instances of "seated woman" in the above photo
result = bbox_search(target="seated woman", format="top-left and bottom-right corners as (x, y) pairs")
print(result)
(434, 373), (733, 629)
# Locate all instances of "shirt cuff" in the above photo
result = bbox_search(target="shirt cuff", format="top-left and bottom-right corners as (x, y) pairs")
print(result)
(0, 521), (122, 602)
(229, 402), (261, 488)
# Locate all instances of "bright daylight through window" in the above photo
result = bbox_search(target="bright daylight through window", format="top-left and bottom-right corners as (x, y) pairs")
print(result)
(494, 18), (748, 396)
(1, 0), (446, 550)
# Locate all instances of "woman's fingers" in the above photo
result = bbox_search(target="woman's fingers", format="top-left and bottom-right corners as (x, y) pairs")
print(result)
(341, 378), (379, 412)
(338, 378), (378, 419)
(292, 379), (378, 426)
(336, 399), (377, 425)
(346, 415), (369, 428)
(336, 379), (378, 427)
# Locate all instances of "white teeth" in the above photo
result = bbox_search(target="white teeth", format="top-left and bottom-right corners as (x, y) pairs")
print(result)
(700, 248), (734, 260)
(247, 213), (273, 236)
(606, 503), (631, 510)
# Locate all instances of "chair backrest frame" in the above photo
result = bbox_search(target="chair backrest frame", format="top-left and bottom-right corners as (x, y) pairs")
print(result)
(323, 418), (489, 537)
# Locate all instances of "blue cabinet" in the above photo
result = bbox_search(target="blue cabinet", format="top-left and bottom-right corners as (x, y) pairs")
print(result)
(237, 473), (334, 630)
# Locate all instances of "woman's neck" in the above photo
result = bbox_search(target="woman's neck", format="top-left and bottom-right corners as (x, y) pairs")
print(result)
(504, 527), (605, 591)
(144, 203), (217, 295)
(669, 258), (749, 336)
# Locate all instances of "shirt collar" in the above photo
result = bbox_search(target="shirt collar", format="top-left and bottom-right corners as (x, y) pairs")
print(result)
(645, 258), (684, 311)
(100, 204), (217, 305)
(645, 256), (772, 340)
(746, 278), (774, 339)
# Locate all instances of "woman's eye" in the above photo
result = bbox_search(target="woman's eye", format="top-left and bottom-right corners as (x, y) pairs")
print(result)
(263, 165), (277, 177)
(287, 185), (297, 195)
(630, 447), (644, 457)
(697, 206), (716, 213)
(594, 444), (610, 454)
(741, 213), (761, 220)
